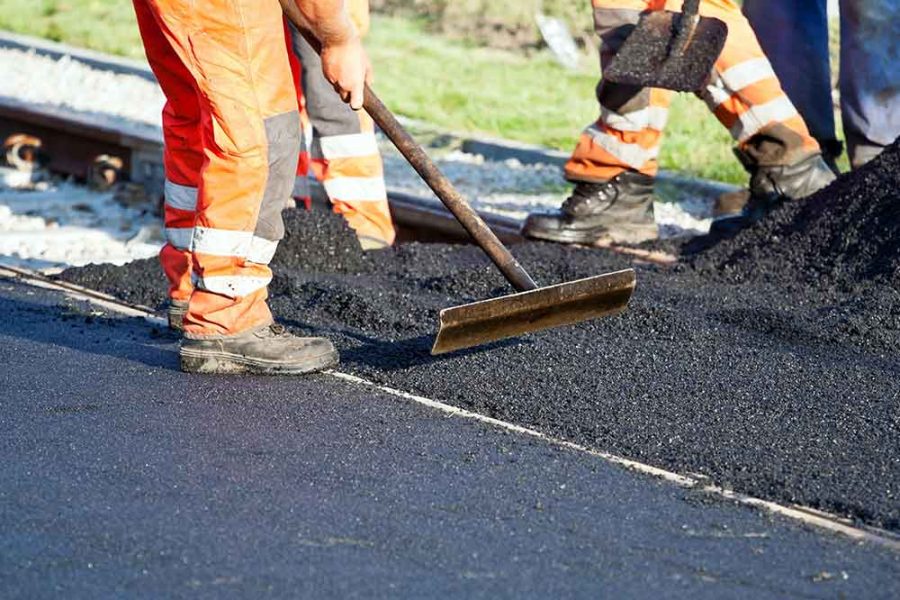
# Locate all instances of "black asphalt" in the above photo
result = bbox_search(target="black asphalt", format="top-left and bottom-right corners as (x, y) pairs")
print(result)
(2, 278), (899, 598)
(58, 143), (900, 533)
(63, 209), (900, 532)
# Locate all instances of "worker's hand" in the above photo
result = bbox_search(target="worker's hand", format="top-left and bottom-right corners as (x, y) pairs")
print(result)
(321, 34), (372, 111)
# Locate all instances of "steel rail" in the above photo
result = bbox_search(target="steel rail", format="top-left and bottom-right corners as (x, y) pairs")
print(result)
(0, 95), (523, 245)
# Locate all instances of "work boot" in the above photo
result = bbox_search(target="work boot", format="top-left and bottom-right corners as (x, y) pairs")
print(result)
(522, 171), (658, 244)
(180, 323), (339, 375)
(711, 150), (835, 235)
(167, 299), (188, 332)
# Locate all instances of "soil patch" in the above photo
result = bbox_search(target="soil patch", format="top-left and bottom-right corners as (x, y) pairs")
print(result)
(59, 143), (900, 532)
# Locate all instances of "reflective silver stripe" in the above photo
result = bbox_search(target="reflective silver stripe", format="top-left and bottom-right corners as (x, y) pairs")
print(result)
(719, 58), (777, 93)
(171, 226), (278, 261)
(194, 274), (272, 298)
(600, 105), (669, 132)
(246, 236), (279, 265)
(584, 125), (658, 170)
(164, 181), (198, 211)
(700, 77), (733, 109)
(302, 121), (314, 152)
(730, 96), (799, 141)
(319, 132), (379, 159)
(165, 227), (193, 250)
(323, 176), (387, 202)
(191, 227), (252, 257)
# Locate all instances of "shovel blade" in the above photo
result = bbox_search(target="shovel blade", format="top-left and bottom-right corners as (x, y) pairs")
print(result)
(432, 269), (636, 355)
(604, 11), (727, 92)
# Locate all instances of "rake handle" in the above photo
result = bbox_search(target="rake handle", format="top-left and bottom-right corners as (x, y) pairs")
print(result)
(363, 86), (539, 293)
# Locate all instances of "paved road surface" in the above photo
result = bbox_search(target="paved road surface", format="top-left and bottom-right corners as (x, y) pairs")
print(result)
(1, 278), (898, 598)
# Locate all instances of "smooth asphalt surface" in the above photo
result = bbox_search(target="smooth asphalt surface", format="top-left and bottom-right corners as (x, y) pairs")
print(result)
(1, 277), (899, 599)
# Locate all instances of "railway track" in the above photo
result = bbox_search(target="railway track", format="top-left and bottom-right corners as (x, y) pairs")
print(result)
(0, 97), (678, 262)
(3, 30), (717, 268)
(0, 97), (526, 244)
(0, 32), (526, 245)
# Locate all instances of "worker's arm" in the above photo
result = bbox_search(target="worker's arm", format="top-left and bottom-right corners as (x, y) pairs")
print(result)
(280, 0), (371, 110)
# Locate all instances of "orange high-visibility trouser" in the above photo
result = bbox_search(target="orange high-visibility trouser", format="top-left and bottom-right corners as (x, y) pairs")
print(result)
(567, 0), (820, 183)
(286, 0), (396, 249)
(134, 0), (300, 338)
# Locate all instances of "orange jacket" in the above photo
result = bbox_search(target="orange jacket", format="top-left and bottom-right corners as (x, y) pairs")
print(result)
(349, 0), (370, 37)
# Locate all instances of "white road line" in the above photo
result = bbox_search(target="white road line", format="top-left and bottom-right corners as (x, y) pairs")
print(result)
(0, 264), (165, 325)
(3, 263), (899, 553)
(326, 372), (900, 551)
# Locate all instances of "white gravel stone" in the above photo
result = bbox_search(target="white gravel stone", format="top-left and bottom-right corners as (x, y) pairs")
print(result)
(0, 48), (164, 130)
(0, 174), (162, 270)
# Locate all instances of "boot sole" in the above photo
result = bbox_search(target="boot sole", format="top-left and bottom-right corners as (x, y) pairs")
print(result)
(523, 223), (658, 245)
(180, 347), (339, 375)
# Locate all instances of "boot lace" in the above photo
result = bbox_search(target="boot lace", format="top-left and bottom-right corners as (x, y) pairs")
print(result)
(562, 181), (615, 213)
(268, 324), (288, 337)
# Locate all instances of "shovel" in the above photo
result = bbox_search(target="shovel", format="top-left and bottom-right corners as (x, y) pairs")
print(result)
(280, 6), (636, 355)
(603, 0), (728, 92)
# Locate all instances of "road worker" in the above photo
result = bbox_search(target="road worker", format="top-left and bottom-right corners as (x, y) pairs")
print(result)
(522, 0), (836, 245)
(133, 0), (369, 374)
(743, 0), (900, 171)
(288, 0), (396, 250)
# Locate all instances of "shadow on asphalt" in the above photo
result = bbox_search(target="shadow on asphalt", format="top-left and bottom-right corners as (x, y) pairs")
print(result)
(0, 293), (178, 371)
(280, 314), (526, 370)
(341, 335), (524, 371)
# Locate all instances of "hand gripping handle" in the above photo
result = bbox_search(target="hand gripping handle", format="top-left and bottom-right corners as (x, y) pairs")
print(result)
(362, 87), (539, 292)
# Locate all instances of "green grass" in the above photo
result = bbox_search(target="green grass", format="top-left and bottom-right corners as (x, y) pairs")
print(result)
(367, 17), (743, 182)
(1, 0), (144, 58)
(0, 3), (744, 182)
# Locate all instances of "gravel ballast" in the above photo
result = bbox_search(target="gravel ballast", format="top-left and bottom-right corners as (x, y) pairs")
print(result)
(61, 140), (900, 532)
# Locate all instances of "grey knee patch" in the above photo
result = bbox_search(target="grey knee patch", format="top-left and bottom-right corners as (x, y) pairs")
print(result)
(593, 7), (650, 113)
(593, 7), (642, 46)
(256, 110), (301, 243)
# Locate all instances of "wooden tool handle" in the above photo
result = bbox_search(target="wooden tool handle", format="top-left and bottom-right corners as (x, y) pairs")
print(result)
(674, 0), (702, 53)
(362, 86), (538, 292)
(682, 0), (701, 18)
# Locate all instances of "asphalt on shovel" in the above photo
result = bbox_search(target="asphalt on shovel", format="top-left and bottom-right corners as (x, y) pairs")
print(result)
(603, 0), (728, 92)
(281, 5), (635, 355)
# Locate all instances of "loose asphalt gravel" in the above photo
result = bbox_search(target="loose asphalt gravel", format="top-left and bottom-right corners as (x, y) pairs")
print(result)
(60, 141), (900, 533)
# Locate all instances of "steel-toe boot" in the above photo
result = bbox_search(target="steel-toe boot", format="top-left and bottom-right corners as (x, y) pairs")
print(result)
(180, 323), (339, 375)
(522, 171), (658, 244)
(711, 150), (836, 234)
(167, 299), (189, 332)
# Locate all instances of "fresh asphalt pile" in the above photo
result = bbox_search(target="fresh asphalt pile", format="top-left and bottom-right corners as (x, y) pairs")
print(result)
(61, 142), (900, 532)
(692, 138), (900, 289)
